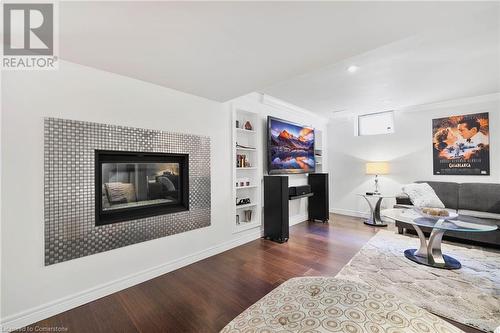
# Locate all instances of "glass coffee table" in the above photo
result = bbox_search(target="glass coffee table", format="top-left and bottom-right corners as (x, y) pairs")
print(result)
(382, 208), (498, 269)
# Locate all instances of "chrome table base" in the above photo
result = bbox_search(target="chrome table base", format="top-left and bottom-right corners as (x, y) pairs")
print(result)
(404, 249), (461, 270)
(405, 224), (461, 270)
(364, 220), (387, 227)
(362, 196), (387, 227)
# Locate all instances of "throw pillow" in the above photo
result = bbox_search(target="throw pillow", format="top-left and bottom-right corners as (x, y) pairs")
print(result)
(402, 183), (445, 208)
(105, 182), (137, 204)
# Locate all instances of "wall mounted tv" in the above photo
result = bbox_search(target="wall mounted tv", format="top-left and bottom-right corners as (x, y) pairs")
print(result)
(267, 116), (315, 174)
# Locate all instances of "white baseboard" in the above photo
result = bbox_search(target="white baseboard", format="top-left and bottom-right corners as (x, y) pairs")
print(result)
(330, 208), (395, 225)
(289, 214), (309, 226)
(0, 230), (262, 332)
(330, 208), (369, 219)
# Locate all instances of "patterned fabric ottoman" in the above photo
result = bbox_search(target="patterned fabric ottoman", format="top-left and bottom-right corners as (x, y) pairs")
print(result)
(221, 277), (463, 333)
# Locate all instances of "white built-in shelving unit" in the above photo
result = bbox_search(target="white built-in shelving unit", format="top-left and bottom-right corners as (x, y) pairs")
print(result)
(231, 102), (263, 233)
(314, 129), (324, 172)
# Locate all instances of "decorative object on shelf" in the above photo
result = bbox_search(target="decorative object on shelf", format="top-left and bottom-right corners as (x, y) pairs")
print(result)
(244, 210), (252, 222)
(236, 154), (251, 168)
(244, 121), (253, 130)
(366, 161), (389, 195)
(236, 178), (251, 187)
(237, 198), (251, 206)
(236, 215), (240, 225)
(235, 120), (240, 128)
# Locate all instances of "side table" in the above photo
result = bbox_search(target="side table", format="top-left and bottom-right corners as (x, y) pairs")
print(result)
(357, 194), (392, 227)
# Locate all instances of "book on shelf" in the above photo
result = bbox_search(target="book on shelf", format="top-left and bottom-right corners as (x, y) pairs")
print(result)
(236, 154), (252, 168)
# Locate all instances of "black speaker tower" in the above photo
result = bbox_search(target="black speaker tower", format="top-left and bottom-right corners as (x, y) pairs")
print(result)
(263, 176), (289, 243)
(308, 173), (329, 222)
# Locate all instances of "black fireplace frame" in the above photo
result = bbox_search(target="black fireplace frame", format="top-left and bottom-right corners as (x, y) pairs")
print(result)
(95, 150), (189, 226)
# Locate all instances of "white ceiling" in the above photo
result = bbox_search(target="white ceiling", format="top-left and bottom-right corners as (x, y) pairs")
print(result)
(263, 6), (500, 116)
(56, 1), (500, 108)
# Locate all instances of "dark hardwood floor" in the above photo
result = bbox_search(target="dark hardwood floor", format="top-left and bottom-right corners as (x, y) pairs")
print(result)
(22, 214), (480, 333)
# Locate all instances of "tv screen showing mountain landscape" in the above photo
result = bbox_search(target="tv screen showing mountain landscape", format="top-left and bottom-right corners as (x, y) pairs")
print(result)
(268, 117), (315, 174)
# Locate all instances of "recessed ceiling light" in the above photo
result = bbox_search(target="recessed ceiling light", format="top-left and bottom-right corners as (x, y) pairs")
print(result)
(347, 65), (359, 73)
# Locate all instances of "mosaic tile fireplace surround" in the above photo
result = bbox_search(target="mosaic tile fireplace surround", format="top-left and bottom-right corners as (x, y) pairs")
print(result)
(44, 118), (211, 265)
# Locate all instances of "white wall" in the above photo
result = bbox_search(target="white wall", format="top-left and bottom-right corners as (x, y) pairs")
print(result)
(0, 61), (234, 328)
(328, 95), (500, 217)
(0, 62), (326, 329)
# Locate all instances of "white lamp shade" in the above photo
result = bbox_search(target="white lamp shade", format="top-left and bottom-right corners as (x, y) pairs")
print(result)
(366, 162), (389, 175)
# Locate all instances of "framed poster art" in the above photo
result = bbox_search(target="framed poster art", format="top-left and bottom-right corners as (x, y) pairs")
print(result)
(432, 112), (490, 175)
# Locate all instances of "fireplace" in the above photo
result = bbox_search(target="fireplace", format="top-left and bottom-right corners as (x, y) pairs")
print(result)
(95, 150), (189, 225)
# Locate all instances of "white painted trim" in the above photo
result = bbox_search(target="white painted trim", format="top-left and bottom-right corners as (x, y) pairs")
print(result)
(330, 208), (369, 219)
(398, 92), (500, 114)
(290, 214), (309, 226)
(0, 229), (262, 332)
(330, 209), (395, 225)
(260, 94), (329, 123)
(0, 72), (2, 328)
(331, 92), (500, 120)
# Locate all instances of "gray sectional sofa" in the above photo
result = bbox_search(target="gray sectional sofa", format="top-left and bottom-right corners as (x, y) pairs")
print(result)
(396, 181), (500, 248)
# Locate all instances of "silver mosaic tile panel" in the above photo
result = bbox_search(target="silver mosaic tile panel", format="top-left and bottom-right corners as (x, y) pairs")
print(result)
(44, 118), (211, 265)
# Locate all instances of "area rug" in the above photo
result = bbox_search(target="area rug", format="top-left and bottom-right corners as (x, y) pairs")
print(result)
(221, 276), (464, 332)
(335, 230), (500, 332)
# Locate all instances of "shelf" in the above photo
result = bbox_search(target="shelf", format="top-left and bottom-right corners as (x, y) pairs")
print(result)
(236, 147), (257, 151)
(289, 193), (314, 200)
(236, 203), (257, 209)
(234, 220), (260, 233)
(236, 128), (256, 134)
(232, 102), (262, 236)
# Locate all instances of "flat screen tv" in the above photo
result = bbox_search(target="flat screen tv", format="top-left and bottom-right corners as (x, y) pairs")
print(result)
(267, 116), (315, 174)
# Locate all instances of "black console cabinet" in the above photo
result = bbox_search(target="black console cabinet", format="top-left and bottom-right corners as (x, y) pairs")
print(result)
(308, 173), (329, 222)
(264, 176), (289, 243)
